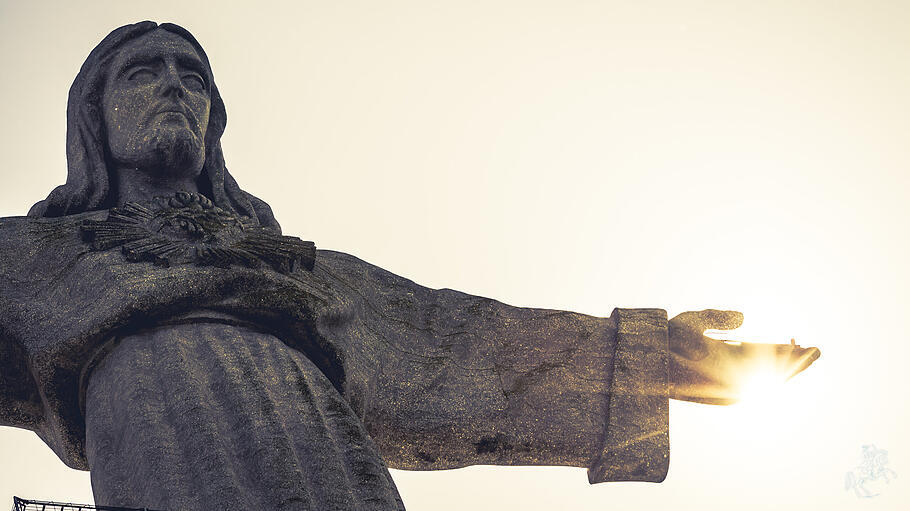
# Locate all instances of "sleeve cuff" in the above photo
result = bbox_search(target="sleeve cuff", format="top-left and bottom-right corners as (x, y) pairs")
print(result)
(588, 308), (669, 483)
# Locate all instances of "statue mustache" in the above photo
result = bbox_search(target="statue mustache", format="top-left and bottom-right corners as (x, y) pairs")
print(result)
(146, 101), (199, 128)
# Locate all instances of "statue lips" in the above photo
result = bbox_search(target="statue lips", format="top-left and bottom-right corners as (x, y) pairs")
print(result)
(148, 103), (197, 127)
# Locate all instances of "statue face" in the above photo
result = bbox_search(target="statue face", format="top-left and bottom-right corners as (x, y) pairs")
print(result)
(102, 29), (211, 179)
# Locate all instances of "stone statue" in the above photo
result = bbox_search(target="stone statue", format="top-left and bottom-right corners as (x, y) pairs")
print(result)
(0, 21), (820, 510)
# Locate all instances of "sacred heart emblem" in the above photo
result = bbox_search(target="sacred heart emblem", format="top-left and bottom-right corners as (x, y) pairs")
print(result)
(80, 192), (315, 273)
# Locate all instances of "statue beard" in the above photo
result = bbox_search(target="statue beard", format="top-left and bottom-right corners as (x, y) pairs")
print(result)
(146, 125), (205, 179)
(114, 123), (205, 181)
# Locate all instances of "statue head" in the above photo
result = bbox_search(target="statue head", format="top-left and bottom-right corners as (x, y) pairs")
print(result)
(102, 28), (212, 186)
(28, 21), (280, 231)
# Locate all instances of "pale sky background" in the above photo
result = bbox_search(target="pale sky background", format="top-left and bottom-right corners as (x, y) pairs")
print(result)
(0, 1), (907, 509)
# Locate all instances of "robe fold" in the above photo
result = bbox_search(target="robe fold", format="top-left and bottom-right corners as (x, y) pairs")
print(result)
(0, 212), (669, 510)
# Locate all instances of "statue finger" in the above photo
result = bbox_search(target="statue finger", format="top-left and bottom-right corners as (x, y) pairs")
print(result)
(675, 309), (743, 331)
(699, 309), (744, 330)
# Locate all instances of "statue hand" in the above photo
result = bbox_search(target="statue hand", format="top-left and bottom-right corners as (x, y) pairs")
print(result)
(667, 309), (820, 405)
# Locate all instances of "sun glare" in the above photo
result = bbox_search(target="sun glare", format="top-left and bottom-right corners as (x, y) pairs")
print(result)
(737, 368), (788, 406)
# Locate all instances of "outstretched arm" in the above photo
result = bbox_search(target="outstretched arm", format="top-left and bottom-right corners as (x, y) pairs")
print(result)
(314, 250), (671, 483)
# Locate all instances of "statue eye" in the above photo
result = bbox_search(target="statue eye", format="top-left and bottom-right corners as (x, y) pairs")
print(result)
(183, 73), (206, 92)
(127, 68), (156, 83)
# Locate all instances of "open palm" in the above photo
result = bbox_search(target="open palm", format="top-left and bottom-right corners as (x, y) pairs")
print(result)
(668, 309), (821, 405)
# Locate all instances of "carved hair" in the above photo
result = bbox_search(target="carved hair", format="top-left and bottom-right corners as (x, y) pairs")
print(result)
(28, 21), (281, 231)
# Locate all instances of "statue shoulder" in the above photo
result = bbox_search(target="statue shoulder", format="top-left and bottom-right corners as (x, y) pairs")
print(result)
(0, 214), (31, 233)
(0, 212), (97, 273)
(315, 248), (428, 293)
(0, 211), (100, 235)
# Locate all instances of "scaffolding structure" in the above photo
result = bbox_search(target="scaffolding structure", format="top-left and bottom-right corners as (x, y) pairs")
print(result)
(11, 497), (161, 511)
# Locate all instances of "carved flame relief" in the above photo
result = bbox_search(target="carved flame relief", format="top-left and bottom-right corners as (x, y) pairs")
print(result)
(80, 192), (315, 273)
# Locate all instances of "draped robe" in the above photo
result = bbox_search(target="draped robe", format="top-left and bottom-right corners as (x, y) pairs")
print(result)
(0, 208), (670, 510)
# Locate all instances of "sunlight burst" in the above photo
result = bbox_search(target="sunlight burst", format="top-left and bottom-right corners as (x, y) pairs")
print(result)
(736, 368), (788, 406)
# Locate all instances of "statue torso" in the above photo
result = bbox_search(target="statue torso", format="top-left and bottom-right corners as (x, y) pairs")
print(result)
(0, 197), (339, 469)
(0, 195), (406, 509)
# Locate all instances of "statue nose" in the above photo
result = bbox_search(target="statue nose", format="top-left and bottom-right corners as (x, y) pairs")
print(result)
(160, 67), (185, 99)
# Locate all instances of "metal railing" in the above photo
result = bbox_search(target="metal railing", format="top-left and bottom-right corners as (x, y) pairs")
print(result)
(12, 497), (162, 511)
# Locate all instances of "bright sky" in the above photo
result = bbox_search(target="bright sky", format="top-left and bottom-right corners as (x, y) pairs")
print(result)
(0, 1), (907, 509)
